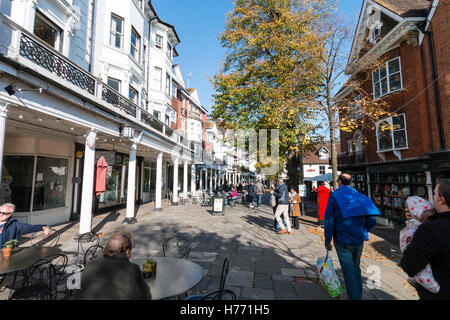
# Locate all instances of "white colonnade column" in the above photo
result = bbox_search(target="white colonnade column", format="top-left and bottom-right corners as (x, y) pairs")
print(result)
(183, 160), (188, 196)
(155, 152), (163, 211)
(0, 104), (9, 185)
(123, 142), (138, 224)
(191, 164), (196, 194)
(172, 157), (179, 205)
(79, 130), (96, 235)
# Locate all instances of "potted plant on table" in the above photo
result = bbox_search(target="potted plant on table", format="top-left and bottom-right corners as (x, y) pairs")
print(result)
(142, 259), (157, 279)
(2, 239), (19, 258)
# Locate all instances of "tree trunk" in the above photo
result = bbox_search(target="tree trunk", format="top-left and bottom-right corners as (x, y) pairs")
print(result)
(286, 151), (300, 189)
(329, 117), (339, 191)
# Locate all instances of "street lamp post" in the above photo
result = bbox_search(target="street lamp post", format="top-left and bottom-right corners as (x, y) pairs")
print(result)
(297, 132), (306, 217)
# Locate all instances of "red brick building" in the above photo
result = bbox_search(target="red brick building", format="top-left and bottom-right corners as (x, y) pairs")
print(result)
(335, 0), (449, 228)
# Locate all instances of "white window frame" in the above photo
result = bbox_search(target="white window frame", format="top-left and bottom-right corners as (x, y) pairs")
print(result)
(376, 113), (408, 152)
(154, 67), (162, 91)
(34, 10), (63, 52)
(165, 73), (171, 97)
(319, 166), (326, 175)
(172, 82), (177, 98)
(155, 34), (163, 50)
(110, 14), (124, 49)
(130, 27), (141, 63)
(129, 85), (139, 105)
(107, 77), (121, 93)
(167, 42), (172, 60)
(347, 140), (353, 154)
(372, 57), (403, 99)
(349, 94), (362, 120)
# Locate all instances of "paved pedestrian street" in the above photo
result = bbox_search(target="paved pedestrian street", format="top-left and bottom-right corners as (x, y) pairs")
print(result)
(2, 197), (419, 300)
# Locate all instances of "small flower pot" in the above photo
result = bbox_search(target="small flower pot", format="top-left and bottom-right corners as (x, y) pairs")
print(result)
(142, 262), (157, 279)
(2, 247), (12, 258)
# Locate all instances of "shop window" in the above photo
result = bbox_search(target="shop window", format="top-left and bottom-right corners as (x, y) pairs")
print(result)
(372, 57), (402, 99)
(0, 156), (34, 212)
(376, 114), (407, 152)
(33, 157), (68, 211)
(34, 10), (63, 52)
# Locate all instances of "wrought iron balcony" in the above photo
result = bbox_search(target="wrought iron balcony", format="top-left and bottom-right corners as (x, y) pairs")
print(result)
(0, 14), (192, 150)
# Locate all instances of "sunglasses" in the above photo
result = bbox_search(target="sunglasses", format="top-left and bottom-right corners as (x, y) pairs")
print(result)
(0, 212), (12, 215)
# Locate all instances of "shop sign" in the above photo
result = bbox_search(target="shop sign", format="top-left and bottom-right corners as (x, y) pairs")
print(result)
(96, 151), (116, 166)
(433, 160), (450, 171)
(298, 184), (307, 197)
(368, 162), (429, 174)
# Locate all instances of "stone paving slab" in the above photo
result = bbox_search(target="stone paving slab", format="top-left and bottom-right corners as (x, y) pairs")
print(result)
(225, 270), (254, 288)
(241, 287), (275, 300)
(7, 198), (419, 300)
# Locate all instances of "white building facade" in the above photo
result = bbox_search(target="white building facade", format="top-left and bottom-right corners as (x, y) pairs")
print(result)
(0, 0), (198, 236)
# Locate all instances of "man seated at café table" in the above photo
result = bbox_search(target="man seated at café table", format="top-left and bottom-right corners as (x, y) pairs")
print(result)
(0, 203), (52, 248)
(74, 231), (151, 300)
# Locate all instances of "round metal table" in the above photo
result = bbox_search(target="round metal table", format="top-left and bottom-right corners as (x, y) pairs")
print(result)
(132, 257), (204, 300)
(0, 246), (63, 275)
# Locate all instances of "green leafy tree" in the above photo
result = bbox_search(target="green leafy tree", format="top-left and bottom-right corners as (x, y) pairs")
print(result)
(211, 0), (334, 186)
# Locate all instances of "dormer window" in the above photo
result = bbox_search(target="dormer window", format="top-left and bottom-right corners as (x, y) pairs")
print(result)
(155, 34), (163, 50)
(369, 21), (383, 44)
(318, 148), (329, 160)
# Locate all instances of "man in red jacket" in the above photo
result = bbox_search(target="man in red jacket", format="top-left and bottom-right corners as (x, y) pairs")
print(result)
(401, 179), (450, 300)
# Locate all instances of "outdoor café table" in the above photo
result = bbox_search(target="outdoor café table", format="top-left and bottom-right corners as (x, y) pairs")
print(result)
(131, 257), (204, 300)
(0, 246), (62, 276)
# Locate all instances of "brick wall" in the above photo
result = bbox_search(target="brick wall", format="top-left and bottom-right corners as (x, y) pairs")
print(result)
(339, 1), (449, 164)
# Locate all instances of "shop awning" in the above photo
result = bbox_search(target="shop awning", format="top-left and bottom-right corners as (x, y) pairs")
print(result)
(304, 173), (333, 182)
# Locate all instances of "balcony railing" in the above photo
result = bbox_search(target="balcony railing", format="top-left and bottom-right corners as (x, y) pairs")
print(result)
(0, 14), (193, 150)
(20, 33), (96, 95)
(338, 151), (365, 166)
(101, 83), (137, 118)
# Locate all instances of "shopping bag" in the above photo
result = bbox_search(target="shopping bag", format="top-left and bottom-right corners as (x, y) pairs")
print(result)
(316, 250), (344, 298)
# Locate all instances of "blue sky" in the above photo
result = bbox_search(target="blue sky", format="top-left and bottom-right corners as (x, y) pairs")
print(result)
(152, 0), (363, 114)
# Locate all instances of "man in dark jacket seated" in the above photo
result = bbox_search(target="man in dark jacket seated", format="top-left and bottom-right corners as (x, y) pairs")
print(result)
(75, 231), (151, 300)
(0, 203), (51, 248)
(401, 178), (450, 300)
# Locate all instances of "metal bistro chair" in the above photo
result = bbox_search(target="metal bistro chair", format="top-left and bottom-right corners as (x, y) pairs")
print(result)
(163, 237), (191, 260)
(185, 257), (231, 300)
(83, 244), (104, 266)
(76, 232), (100, 265)
(10, 253), (68, 300)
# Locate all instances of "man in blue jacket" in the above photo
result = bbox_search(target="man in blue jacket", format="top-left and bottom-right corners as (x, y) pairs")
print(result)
(0, 203), (51, 248)
(324, 174), (380, 300)
(271, 178), (292, 235)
